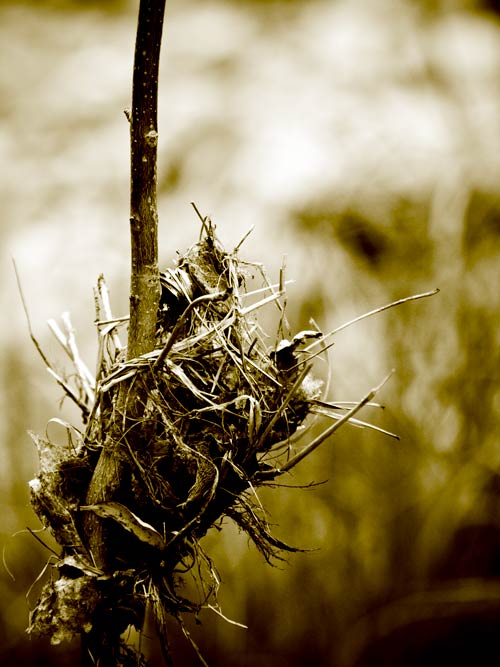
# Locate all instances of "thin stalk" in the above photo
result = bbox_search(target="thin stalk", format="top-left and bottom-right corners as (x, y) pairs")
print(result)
(128, 0), (166, 360)
(285, 289), (439, 373)
(82, 2), (167, 664)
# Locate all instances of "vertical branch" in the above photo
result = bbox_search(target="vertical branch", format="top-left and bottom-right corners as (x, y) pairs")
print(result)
(85, 0), (167, 566)
(128, 0), (166, 360)
(82, 4), (167, 662)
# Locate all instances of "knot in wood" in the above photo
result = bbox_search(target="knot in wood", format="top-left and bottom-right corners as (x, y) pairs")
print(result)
(144, 129), (158, 147)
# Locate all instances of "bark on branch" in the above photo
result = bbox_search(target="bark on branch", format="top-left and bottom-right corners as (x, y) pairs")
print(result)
(128, 0), (165, 360)
(81, 3), (166, 663)
(84, 0), (167, 567)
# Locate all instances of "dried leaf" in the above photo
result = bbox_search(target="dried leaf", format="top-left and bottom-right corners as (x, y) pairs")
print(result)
(80, 502), (165, 551)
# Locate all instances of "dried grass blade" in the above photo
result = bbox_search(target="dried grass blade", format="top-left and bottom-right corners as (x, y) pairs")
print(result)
(46, 367), (89, 415)
(177, 615), (211, 667)
(47, 318), (69, 351)
(259, 370), (395, 478)
(305, 289), (440, 353)
(254, 364), (312, 451)
(309, 405), (399, 439)
(97, 274), (124, 351)
(241, 280), (293, 300)
(206, 604), (248, 628)
(238, 289), (284, 317)
(61, 312), (96, 401)
(233, 225), (254, 253)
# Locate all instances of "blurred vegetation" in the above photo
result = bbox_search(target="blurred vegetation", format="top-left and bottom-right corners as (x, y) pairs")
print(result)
(1, 0), (500, 665)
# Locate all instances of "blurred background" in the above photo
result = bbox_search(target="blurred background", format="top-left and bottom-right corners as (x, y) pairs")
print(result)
(1, 0), (500, 664)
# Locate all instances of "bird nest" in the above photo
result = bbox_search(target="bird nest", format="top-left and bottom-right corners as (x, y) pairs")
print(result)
(26, 217), (415, 663)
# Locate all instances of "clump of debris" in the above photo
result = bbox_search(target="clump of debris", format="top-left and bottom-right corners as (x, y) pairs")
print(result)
(26, 218), (401, 663)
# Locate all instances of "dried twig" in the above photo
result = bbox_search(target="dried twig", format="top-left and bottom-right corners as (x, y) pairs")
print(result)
(127, 0), (166, 360)
(257, 370), (395, 479)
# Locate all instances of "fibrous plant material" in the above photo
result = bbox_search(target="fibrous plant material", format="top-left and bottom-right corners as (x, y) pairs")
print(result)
(25, 217), (437, 665)
(26, 219), (317, 663)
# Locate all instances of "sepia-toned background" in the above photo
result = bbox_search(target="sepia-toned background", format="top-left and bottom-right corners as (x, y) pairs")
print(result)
(1, 0), (500, 664)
